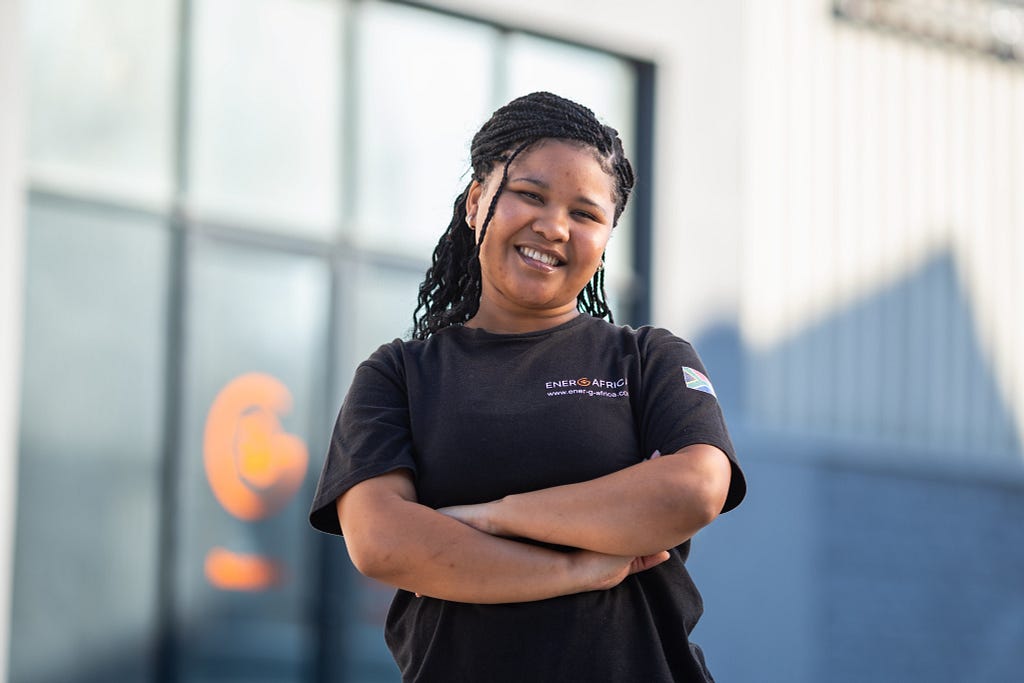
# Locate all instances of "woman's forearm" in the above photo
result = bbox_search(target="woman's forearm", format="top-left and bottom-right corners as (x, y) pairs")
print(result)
(442, 444), (732, 557)
(337, 472), (667, 604)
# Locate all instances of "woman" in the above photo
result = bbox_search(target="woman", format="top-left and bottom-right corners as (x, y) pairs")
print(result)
(310, 92), (746, 682)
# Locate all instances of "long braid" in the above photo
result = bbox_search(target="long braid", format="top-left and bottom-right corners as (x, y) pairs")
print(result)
(412, 185), (477, 334)
(413, 92), (635, 340)
(578, 253), (613, 323)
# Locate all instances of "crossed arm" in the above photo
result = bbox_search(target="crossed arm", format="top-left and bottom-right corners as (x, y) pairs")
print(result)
(336, 443), (732, 604)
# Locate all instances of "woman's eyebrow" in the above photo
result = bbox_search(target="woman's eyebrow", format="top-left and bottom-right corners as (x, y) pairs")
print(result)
(509, 176), (607, 210)
(510, 176), (548, 188)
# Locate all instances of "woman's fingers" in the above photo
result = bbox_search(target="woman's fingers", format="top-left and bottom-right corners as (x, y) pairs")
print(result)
(628, 550), (670, 574)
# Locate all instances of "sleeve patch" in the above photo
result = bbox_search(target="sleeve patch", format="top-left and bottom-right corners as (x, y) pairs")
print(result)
(681, 366), (717, 397)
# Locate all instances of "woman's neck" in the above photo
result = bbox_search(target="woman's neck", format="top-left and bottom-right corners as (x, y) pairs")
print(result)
(464, 306), (580, 335)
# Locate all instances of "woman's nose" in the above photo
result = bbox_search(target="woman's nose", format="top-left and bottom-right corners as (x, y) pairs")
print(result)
(532, 209), (569, 242)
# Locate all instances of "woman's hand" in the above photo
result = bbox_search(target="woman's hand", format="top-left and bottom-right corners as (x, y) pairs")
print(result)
(573, 549), (671, 592)
(438, 501), (671, 593)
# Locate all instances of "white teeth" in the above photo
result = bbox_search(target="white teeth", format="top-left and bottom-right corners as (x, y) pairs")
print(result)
(519, 247), (560, 266)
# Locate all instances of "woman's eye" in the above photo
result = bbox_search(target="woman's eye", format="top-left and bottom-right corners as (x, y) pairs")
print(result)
(518, 191), (542, 202)
(572, 210), (598, 222)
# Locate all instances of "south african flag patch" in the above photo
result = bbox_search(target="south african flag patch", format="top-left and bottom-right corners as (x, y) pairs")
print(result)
(681, 366), (716, 397)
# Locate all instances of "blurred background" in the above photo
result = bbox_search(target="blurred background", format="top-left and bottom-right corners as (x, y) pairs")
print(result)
(1, 0), (1022, 681)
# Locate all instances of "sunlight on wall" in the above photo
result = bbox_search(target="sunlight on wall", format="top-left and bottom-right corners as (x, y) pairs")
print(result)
(742, 0), (1024, 456)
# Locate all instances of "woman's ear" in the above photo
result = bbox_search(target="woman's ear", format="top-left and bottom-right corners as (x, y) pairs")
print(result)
(464, 180), (482, 229)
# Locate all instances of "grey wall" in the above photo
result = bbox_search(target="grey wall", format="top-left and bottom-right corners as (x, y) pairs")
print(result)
(688, 433), (1024, 683)
(683, 190), (1024, 682)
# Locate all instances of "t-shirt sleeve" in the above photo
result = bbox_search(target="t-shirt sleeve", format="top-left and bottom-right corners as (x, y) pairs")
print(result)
(308, 342), (418, 536)
(637, 328), (746, 513)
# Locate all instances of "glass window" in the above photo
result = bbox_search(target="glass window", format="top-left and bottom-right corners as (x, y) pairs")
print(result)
(26, 0), (178, 203)
(339, 259), (422, 381)
(504, 33), (637, 150)
(351, 2), (499, 256)
(326, 258), (424, 680)
(15, 4), (646, 683)
(188, 0), (343, 236)
(175, 238), (330, 682)
(11, 199), (169, 683)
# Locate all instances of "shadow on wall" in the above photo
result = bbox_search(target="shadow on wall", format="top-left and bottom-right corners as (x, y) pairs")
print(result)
(701, 248), (1020, 457)
(688, 248), (1024, 683)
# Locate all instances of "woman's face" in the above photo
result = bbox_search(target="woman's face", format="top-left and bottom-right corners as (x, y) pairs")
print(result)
(465, 140), (616, 330)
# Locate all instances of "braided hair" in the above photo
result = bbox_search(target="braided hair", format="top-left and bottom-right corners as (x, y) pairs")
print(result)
(411, 91), (635, 340)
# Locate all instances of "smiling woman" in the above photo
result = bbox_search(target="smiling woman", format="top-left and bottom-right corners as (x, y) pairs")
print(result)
(466, 140), (615, 332)
(309, 92), (746, 683)
(409, 92), (634, 340)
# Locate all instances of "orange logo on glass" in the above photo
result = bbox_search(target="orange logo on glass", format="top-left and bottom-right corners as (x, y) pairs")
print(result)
(202, 372), (308, 591)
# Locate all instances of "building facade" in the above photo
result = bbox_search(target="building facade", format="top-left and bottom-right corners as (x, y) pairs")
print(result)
(3, 1), (1023, 682)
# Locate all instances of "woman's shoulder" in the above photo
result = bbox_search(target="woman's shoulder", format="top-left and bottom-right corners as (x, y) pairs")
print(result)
(596, 318), (694, 349)
(359, 326), (459, 367)
(362, 337), (407, 364)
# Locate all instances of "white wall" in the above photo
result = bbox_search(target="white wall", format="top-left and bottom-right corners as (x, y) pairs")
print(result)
(425, 0), (748, 336)
(0, 0), (25, 679)
(740, 0), (1024, 458)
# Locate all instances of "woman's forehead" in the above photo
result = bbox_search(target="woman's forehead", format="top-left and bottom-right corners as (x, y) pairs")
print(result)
(493, 140), (612, 186)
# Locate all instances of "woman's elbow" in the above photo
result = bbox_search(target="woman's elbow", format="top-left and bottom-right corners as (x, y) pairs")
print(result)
(335, 475), (419, 581)
(693, 472), (730, 527)
(343, 532), (401, 581)
(668, 446), (733, 528)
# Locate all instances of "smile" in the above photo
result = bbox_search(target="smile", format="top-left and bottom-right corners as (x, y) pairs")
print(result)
(517, 246), (563, 267)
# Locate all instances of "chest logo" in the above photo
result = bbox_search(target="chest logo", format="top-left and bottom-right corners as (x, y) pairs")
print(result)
(544, 375), (629, 398)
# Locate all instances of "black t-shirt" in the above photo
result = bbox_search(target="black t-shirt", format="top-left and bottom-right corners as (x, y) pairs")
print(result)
(310, 314), (746, 682)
